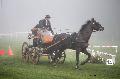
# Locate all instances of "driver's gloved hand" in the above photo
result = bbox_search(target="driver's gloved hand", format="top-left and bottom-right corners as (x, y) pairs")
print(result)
(51, 32), (54, 35)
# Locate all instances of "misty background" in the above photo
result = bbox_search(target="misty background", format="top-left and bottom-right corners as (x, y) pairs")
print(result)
(0, 0), (120, 44)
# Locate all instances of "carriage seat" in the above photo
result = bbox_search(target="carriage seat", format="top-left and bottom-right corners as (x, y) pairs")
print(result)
(31, 27), (54, 44)
(40, 29), (54, 44)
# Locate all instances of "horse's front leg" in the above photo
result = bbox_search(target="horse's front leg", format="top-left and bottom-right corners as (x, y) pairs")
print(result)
(75, 48), (80, 69)
(81, 49), (91, 65)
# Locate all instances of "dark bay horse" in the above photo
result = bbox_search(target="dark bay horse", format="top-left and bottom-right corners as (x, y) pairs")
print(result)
(53, 18), (104, 69)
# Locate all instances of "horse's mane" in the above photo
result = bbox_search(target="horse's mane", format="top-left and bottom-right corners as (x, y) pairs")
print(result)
(79, 20), (91, 32)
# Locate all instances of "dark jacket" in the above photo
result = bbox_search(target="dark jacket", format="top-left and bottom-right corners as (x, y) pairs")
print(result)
(36, 19), (54, 34)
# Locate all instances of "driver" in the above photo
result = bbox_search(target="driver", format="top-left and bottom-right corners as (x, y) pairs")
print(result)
(36, 15), (54, 35)
(31, 15), (54, 46)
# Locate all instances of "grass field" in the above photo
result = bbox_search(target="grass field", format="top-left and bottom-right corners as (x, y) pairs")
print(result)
(0, 35), (120, 79)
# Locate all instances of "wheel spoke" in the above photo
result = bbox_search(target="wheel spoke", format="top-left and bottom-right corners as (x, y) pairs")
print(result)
(29, 47), (40, 64)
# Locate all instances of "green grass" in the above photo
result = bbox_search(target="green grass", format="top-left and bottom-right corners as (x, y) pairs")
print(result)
(0, 36), (120, 79)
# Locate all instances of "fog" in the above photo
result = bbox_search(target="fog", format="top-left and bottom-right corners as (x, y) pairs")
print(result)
(0, 0), (120, 41)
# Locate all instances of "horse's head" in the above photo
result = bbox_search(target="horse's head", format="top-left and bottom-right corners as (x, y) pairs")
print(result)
(90, 18), (104, 32)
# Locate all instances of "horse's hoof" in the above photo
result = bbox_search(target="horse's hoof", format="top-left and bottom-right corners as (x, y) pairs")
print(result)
(75, 66), (79, 69)
(78, 68), (81, 70)
(80, 62), (85, 65)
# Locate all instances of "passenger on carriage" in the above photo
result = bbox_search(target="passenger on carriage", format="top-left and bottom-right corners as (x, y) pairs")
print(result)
(31, 15), (54, 46)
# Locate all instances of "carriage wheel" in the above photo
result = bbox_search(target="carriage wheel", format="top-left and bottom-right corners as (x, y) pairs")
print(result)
(22, 42), (29, 62)
(58, 51), (66, 64)
(29, 47), (40, 64)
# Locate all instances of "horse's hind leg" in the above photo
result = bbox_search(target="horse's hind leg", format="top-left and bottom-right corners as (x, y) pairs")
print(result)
(75, 49), (80, 69)
(81, 49), (91, 65)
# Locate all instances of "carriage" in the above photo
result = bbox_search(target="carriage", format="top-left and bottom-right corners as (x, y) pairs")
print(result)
(22, 18), (104, 69)
(22, 28), (66, 65)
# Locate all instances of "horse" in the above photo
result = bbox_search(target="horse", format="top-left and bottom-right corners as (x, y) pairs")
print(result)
(53, 18), (104, 69)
